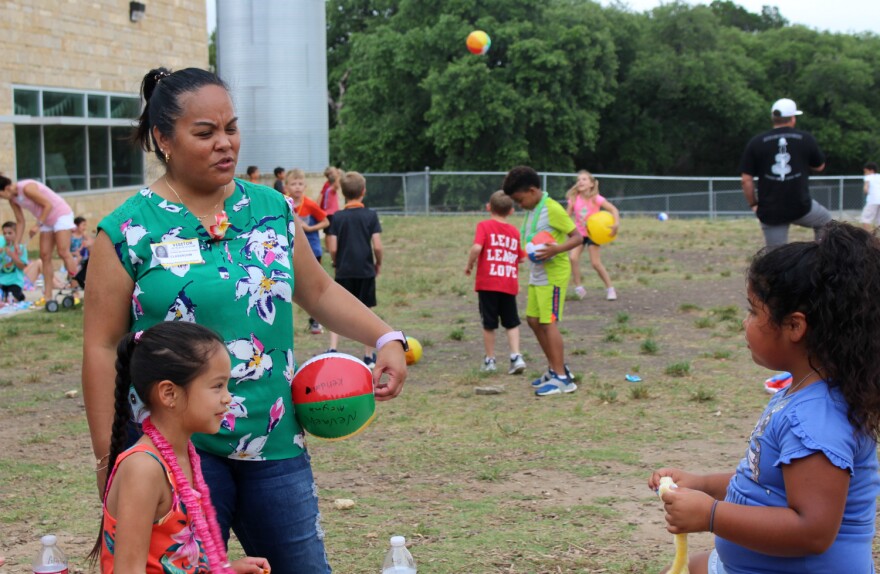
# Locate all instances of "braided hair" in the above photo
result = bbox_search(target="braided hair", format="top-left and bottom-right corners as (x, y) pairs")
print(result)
(88, 322), (227, 568)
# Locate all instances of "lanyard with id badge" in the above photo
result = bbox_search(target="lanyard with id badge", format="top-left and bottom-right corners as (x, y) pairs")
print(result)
(521, 192), (556, 263)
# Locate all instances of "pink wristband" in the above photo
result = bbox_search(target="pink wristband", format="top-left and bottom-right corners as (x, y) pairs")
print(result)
(376, 330), (406, 351)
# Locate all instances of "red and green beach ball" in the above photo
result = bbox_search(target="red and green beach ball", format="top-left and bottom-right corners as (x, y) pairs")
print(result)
(292, 353), (376, 440)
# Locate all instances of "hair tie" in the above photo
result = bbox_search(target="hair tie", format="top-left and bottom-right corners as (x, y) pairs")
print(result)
(154, 71), (171, 83)
(134, 330), (144, 343)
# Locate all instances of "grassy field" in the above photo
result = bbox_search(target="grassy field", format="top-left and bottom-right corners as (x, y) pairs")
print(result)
(0, 215), (875, 573)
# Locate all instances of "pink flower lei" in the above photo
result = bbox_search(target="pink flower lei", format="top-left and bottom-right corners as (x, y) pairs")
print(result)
(142, 417), (234, 574)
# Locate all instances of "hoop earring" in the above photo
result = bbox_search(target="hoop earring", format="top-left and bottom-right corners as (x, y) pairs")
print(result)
(164, 151), (171, 163)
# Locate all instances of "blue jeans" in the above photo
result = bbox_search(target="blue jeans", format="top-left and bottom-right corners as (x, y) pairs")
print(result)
(198, 449), (332, 574)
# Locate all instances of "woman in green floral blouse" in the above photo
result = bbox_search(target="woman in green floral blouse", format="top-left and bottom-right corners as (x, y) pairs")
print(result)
(82, 67), (408, 574)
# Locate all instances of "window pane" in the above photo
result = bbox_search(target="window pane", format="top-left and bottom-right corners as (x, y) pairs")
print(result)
(88, 127), (110, 189)
(13, 90), (39, 116)
(110, 96), (141, 119)
(14, 125), (41, 180)
(43, 92), (85, 118)
(111, 127), (143, 187)
(44, 126), (86, 192)
(88, 95), (108, 118)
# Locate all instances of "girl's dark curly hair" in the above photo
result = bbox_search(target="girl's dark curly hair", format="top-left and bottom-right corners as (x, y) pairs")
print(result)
(748, 221), (880, 438)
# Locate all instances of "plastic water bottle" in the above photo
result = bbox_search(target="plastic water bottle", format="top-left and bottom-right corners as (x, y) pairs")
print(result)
(33, 535), (68, 574)
(382, 535), (416, 574)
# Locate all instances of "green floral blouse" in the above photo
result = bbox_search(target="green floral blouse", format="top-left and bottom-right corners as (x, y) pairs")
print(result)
(98, 179), (304, 460)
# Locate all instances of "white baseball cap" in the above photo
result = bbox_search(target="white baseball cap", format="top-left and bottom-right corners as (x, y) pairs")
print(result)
(771, 98), (803, 118)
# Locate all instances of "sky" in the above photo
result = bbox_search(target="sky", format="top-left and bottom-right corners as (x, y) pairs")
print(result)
(598, 0), (880, 35)
(205, 1), (879, 36)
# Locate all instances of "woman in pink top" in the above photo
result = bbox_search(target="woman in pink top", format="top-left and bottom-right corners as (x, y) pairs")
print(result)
(565, 170), (620, 301)
(0, 175), (78, 304)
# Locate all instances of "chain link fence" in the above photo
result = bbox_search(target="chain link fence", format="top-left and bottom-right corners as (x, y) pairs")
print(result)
(363, 170), (865, 218)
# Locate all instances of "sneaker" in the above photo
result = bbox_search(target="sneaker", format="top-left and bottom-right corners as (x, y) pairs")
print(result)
(363, 353), (377, 370)
(33, 297), (46, 307)
(574, 285), (587, 300)
(308, 319), (323, 335)
(535, 374), (578, 396)
(763, 372), (793, 394)
(531, 371), (550, 388)
(531, 364), (574, 387)
(481, 357), (497, 372)
(508, 354), (527, 375)
(606, 287), (618, 301)
(324, 348), (337, 354)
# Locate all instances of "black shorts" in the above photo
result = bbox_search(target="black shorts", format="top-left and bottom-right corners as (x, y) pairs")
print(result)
(336, 276), (376, 308)
(478, 291), (521, 330)
(0, 284), (25, 302)
(582, 236), (598, 247)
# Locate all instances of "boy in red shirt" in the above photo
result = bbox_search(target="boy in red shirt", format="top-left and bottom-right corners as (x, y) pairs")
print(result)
(465, 190), (527, 374)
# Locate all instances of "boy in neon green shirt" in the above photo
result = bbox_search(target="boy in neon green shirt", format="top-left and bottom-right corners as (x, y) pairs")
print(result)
(502, 166), (582, 396)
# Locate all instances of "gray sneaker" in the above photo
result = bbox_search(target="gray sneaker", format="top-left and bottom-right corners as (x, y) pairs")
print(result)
(481, 357), (497, 372)
(508, 354), (527, 375)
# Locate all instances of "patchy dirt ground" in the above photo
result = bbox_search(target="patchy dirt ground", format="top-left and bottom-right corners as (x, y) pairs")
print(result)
(1, 217), (877, 573)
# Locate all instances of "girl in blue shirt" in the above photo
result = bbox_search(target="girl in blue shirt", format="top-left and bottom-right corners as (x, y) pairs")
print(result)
(650, 221), (880, 574)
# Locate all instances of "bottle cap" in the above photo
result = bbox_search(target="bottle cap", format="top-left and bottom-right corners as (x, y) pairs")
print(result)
(390, 535), (406, 546)
(41, 535), (57, 546)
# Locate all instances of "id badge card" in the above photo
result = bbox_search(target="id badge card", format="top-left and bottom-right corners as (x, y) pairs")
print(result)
(150, 238), (204, 268)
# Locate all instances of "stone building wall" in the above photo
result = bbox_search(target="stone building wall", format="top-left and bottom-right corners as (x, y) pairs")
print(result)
(0, 0), (209, 248)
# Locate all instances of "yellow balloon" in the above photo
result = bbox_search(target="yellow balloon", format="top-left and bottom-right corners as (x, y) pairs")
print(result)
(405, 337), (423, 365)
(586, 211), (617, 245)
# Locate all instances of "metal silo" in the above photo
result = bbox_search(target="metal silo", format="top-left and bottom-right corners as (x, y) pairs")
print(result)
(216, 0), (329, 173)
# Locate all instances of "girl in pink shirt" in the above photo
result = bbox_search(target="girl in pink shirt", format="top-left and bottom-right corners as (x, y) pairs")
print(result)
(0, 175), (78, 304)
(318, 166), (340, 217)
(565, 170), (620, 301)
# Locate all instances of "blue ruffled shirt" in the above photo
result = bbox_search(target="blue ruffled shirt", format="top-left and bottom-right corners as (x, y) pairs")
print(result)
(716, 381), (879, 573)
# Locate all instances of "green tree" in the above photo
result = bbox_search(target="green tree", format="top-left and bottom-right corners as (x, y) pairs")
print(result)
(709, 1), (786, 32)
(749, 28), (880, 173)
(326, 0), (399, 130)
(332, 0), (618, 172)
(591, 3), (765, 175)
(326, 0), (880, 175)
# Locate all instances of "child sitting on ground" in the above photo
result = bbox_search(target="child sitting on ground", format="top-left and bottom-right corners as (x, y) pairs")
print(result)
(89, 322), (270, 574)
(465, 190), (527, 374)
(649, 222), (880, 573)
(0, 220), (29, 303)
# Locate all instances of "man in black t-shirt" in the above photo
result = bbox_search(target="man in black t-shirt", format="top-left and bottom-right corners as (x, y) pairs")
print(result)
(740, 98), (831, 247)
(325, 171), (384, 368)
